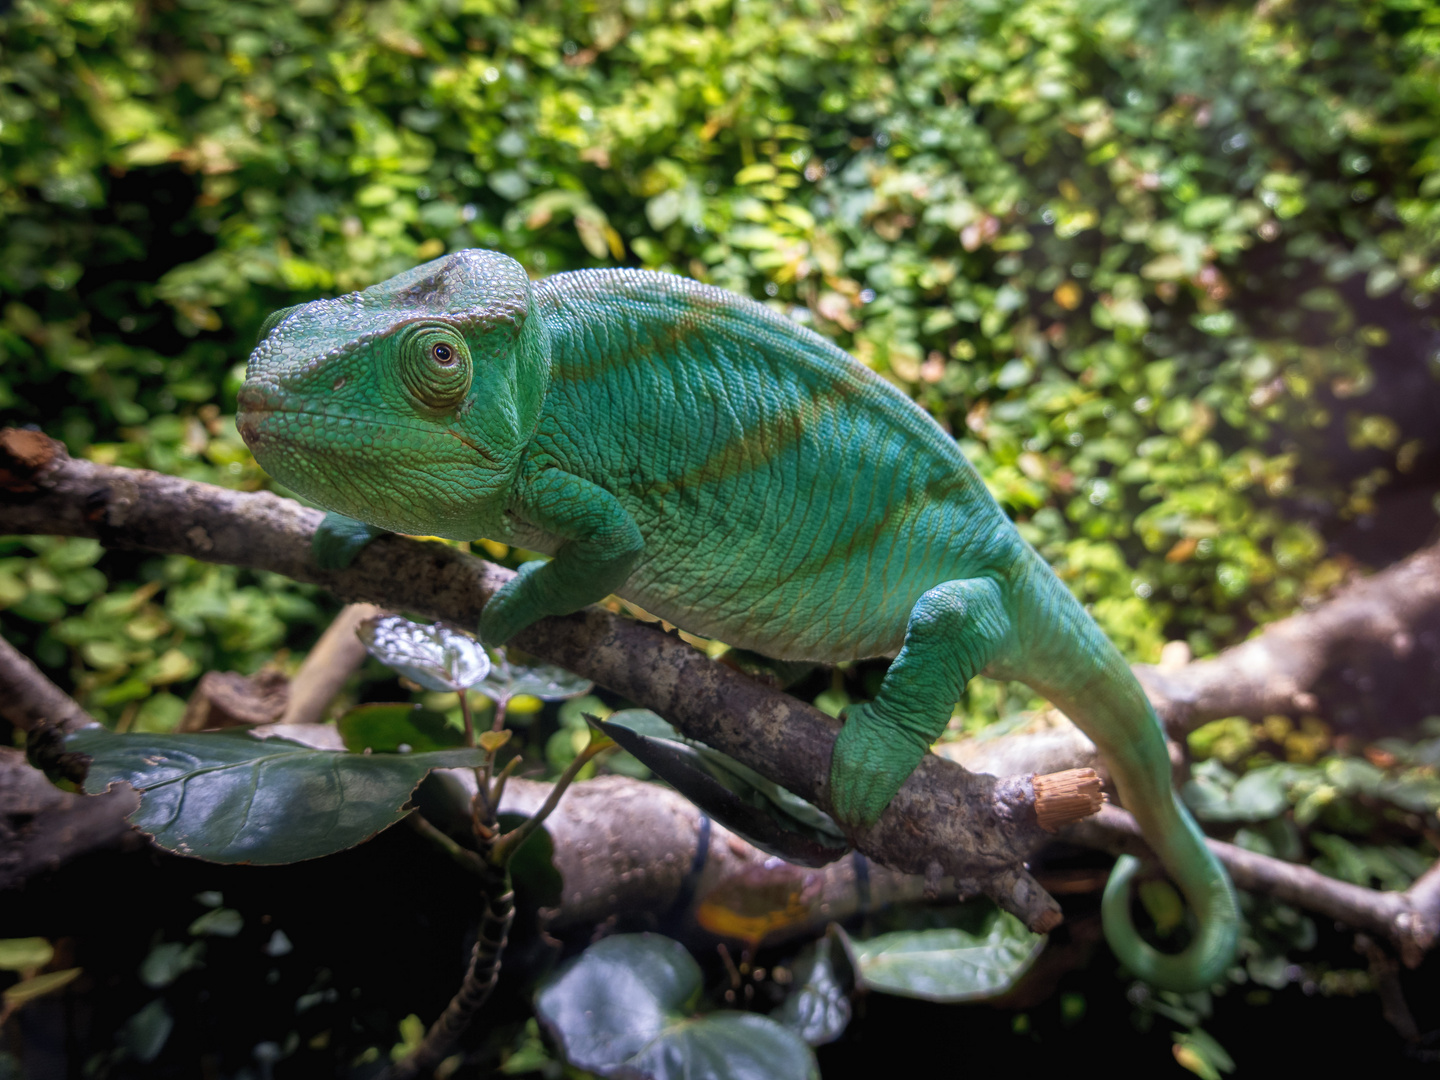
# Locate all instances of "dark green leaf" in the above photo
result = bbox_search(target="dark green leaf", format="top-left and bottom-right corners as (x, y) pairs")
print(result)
(121, 1000), (173, 1064)
(358, 614), (490, 692)
(536, 933), (819, 1080)
(138, 942), (205, 990)
(599, 711), (849, 868)
(67, 727), (486, 864)
(337, 703), (464, 753)
(770, 929), (854, 1047)
(496, 812), (563, 908)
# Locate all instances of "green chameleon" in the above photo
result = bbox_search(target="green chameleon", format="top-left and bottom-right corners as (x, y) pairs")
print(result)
(237, 249), (1237, 990)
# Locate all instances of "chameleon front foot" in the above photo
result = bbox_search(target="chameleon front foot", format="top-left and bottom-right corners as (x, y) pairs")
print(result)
(312, 511), (387, 570)
(829, 702), (928, 828)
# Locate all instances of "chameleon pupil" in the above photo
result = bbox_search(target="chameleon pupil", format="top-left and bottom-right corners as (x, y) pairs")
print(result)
(433, 343), (454, 363)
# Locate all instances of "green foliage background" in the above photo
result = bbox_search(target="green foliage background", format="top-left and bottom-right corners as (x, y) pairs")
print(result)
(2, 0), (1437, 718)
(2, 1), (1440, 1074)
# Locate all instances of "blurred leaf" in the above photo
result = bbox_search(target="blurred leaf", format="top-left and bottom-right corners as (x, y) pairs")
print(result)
(138, 942), (205, 990)
(535, 934), (819, 1080)
(358, 615), (491, 692)
(67, 727), (485, 863)
(121, 1000), (173, 1064)
(0, 939), (53, 973)
(770, 930), (854, 1047)
(2, 969), (82, 1010)
(188, 908), (243, 938)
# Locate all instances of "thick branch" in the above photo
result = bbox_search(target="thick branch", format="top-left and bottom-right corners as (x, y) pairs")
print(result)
(0, 432), (1068, 929)
(1135, 538), (1440, 736)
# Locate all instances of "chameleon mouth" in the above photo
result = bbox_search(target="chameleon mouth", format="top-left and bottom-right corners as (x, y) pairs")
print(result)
(235, 383), (276, 450)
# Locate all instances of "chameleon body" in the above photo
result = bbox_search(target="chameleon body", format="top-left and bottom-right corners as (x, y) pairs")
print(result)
(237, 250), (1238, 990)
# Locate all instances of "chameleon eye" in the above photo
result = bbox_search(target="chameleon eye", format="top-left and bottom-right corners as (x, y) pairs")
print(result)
(400, 324), (472, 411)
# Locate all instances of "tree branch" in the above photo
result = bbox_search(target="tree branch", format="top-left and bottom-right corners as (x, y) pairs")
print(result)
(0, 431), (1074, 930)
(0, 632), (97, 735)
(1134, 537), (1440, 736)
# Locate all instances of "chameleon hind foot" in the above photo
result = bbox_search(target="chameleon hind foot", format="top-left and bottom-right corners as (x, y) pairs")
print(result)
(829, 701), (928, 828)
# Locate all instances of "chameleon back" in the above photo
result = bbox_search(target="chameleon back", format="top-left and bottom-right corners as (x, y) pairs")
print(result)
(527, 268), (1023, 662)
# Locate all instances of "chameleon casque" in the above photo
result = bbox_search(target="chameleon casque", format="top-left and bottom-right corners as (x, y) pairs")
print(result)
(236, 248), (1238, 991)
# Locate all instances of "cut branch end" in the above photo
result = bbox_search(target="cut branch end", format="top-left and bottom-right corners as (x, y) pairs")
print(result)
(1033, 768), (1104, 832)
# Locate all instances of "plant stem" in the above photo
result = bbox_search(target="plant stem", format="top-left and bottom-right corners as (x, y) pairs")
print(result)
(491, 735), (611, 866)
(382, 855), (515, 1080)
(458, 690), (475, 748)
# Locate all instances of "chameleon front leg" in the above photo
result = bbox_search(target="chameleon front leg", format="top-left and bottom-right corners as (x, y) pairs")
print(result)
(830, 577), (1011, 827)
(311, 511), (389, 570)
(478, 464), (643, 647)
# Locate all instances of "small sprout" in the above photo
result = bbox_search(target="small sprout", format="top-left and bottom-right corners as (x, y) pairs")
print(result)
(478, 730), (512, 753)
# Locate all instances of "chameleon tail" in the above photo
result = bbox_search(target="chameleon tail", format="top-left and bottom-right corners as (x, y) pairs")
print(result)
(1017, 562), (1239, 992)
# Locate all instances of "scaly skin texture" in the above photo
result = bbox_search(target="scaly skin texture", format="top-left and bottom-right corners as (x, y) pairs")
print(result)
(237, 250), (1238, 991)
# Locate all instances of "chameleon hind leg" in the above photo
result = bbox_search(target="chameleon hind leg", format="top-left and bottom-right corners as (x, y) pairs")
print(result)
(829, 576), (1011, 827)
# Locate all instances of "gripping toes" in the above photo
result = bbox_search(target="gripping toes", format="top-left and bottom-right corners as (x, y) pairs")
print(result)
(478, 561), (549, 647)
(829, 702), (928, 827)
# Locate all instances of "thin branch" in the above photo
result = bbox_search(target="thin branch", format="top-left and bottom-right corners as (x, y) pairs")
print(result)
(491, 736), (610, 866)
(0, 431), (1070, 929)
(0, 632), (97, 734)
(1071, 805), (1440, 967)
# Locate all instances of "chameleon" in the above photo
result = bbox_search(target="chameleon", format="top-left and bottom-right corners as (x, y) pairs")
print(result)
(237, 248), (1238, 991)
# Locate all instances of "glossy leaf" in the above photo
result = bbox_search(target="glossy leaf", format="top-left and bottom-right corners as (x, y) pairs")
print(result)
(358, 615), (490, 692)
(599, 710), (849, 868)
(479, 652), (593, 703)
(535, 933), (819, 1080)
(839, 907), (1045, 1002)
(67, 727), (486, 864)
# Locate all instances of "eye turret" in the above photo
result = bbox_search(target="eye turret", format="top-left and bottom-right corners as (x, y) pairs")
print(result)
(399, 322), (473, 410)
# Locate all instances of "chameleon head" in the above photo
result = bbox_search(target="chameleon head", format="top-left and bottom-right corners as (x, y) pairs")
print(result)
(237, 249), (550, 540)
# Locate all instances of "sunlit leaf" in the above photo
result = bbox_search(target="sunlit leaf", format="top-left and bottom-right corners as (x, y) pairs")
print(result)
(479, 652), (593, 703)
(358, 615), (490, 692)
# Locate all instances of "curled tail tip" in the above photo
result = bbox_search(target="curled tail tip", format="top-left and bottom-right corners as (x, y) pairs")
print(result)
(1101, 854), (1240, 994)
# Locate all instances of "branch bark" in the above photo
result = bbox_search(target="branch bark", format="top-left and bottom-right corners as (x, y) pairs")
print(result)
(0, 632), (97, 735)
(1134, 537), (1440, 736)
(0, 431), (1069, 930)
